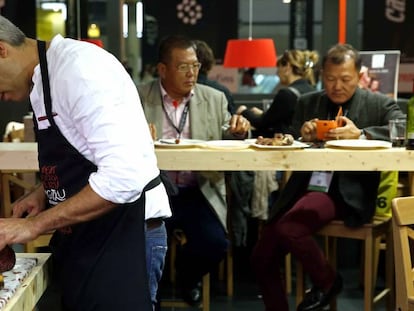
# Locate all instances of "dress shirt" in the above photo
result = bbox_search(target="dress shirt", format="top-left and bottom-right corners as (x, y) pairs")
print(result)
(30, 34), (171, 220)
(159, 83), (197, 187)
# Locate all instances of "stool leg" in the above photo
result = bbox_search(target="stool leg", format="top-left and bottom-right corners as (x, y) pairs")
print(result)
(202, 274), (210, 311)
(226, 247), (233, 297)
(325, 236), (338, 311)
(385, 226), (394, 311)
(364, 234), (374, 311)
(285, 253), (292, 294)
(169, 237), (177, 284)
(296, 261), (305, 307)
(218, 259), (224, 281)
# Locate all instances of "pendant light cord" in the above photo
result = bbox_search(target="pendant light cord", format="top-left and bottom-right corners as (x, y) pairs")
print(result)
(248, 0), (253, 40)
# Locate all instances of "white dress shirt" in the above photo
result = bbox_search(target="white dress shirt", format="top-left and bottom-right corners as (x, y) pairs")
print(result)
(30, 34), (171, 220)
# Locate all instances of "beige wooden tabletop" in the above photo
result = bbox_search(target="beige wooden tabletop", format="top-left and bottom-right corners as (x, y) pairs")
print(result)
(3, 253), (50, 311)
(1, 142), (414, 171)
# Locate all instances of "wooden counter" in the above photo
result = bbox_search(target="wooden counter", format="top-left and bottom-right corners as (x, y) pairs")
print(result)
(155, 146), (414, 171)
(0, 143), (38, 172)
(1, 142), (414, 171)
(3, 253), (50, 311)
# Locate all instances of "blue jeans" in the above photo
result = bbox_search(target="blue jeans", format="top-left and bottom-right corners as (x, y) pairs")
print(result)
(145, 221), (168, 308)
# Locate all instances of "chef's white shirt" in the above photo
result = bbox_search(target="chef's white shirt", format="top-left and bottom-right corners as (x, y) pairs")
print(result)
(30, 34), (171, 220)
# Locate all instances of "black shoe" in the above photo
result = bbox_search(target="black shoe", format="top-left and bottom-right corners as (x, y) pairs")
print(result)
(297, 274), (343, 311)
(181, 282), (202, 307)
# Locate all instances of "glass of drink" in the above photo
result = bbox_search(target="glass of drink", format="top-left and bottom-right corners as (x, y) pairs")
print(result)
(389, 118), (406, 147)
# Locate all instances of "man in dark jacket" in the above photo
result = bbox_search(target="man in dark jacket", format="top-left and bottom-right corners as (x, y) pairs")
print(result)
(251, 43), (405, 311)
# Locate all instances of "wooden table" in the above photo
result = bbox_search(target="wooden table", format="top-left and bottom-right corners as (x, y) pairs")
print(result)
(155, 146), (414, 171)
(1, 142), (414, 171)
(3, 253), (50, 311)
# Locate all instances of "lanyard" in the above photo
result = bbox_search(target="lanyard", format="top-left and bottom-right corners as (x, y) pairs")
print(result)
(162, 101), (190, 138)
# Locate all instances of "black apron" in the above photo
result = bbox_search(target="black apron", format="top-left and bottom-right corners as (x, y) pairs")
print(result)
(34, 40), (153, 311)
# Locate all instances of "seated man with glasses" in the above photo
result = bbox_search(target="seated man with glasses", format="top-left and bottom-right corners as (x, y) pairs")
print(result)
(137, 34), (250, 306)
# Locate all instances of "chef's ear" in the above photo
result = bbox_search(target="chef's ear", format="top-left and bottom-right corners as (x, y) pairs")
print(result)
(0, 41), (8, 58)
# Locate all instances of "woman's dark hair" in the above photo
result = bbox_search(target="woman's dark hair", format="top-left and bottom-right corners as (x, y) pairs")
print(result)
(193, 40), (215, 75)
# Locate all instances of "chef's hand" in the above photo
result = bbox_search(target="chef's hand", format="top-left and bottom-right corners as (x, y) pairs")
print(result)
(229, 115), (250, 137)
(0, 217), (38, 249)
(12, 184), (45, 218)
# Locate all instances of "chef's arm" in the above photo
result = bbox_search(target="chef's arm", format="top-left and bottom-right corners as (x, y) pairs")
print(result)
(30, 184), (116, 235)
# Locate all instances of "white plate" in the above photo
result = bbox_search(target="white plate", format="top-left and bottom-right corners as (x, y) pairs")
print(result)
(201, 140), (251, 150)
(250, 140), (310, 149)
(154, 139), (205, 148)
(244, 138), (257, 144)
(325, 139), (392, 149)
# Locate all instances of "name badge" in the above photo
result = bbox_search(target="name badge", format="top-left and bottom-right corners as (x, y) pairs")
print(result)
(307, 171), (334, 192)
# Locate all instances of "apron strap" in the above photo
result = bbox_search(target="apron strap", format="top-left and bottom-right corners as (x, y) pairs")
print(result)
(37, 40), (57, 127)
(143, 175), (161, 192)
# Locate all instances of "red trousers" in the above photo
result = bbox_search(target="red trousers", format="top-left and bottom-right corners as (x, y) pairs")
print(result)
(251, 192), (342, 311)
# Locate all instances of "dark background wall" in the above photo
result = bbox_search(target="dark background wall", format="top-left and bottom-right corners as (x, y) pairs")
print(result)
(142, 0), (238, 66)
(363, 0), (414, 61)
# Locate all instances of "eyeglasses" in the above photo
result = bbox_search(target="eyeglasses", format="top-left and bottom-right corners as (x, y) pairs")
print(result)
(176, 62), (202, 73)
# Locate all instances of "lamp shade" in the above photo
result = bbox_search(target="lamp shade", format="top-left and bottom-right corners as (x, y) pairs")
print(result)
(223, 38), (277, 68)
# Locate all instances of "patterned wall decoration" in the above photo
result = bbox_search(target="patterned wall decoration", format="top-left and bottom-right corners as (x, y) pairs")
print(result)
(141, 0), (238, 66)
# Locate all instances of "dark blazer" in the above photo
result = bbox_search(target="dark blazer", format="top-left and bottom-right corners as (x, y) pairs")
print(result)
(269, 88), (406, 227)
(242, 79), (315, 136)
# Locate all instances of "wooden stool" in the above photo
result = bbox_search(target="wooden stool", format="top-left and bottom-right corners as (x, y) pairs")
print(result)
(296, 215), (394, 311)
(392, 196), (414, 311)
(1, 170), (38, 218)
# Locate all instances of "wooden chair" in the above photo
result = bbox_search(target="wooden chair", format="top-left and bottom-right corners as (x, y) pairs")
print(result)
(163, 173), (236, 309)
(218, 244), (234, 297)
(1, 170), (38, 218)
(160, 274), (210, 311)
(1, 170), (54, 253)
(161, 229), (210, 311)
(296, 215), (394, 311)
(392, 196), (414, 311)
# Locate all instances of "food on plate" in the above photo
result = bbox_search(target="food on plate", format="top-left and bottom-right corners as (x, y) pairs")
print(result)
(0, 245), (16, 289)
(0, 245), (16, 273)
(255, 133), (294, 146)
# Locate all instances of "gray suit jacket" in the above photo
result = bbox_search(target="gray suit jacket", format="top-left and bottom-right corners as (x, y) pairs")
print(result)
(137, 80), (236, 230)
(270, 88), (405, 227)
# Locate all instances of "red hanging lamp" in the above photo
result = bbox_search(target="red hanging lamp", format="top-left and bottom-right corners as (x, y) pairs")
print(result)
(223, 0), (277, 68)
